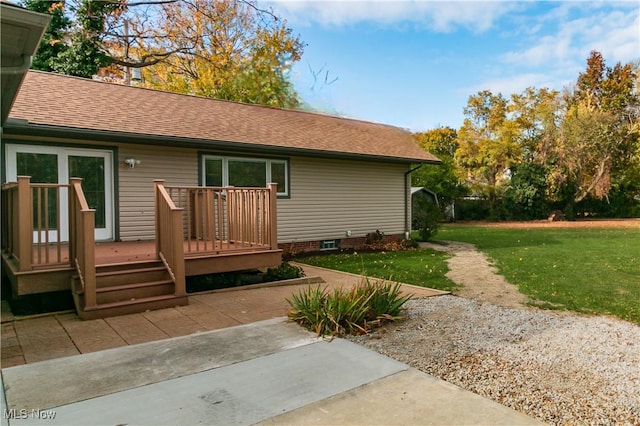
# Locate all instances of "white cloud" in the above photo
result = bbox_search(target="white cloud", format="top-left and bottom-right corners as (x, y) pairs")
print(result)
(582, 10), (640, 63)
(493, 2), (639, 98)
(461, 72), (560, 97)
(500, 3), (639, 69)
(267, 0), (519, 33)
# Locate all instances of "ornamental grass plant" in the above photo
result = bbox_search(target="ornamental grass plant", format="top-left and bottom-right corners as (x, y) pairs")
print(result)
(286, 278), (412, 337)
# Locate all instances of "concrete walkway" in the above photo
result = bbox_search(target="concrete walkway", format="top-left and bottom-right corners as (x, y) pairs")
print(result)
(1, 318), (542, 426)
(1, 265), (542, 425)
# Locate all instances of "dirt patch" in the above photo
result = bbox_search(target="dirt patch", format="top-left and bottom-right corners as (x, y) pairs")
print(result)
(420, 241), (528, 308)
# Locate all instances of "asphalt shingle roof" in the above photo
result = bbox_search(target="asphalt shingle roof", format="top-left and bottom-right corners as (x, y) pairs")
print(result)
(8, 71), (440, 163)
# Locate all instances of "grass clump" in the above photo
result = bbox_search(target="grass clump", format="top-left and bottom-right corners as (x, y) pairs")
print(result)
(286, 279), (412, 337)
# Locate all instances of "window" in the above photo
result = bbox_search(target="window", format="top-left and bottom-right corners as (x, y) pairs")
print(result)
(320, 240), (339, 251)
(202, 155), (288, 196)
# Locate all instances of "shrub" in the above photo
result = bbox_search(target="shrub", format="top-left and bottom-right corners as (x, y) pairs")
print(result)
(503, 163), (549, 220)
(455, 198), (490, 220)
(401, 238), (420, 249)
(286, 279), (412, 337)
(365, 229), (385, 245)
(263, 262), (305, 282)
(413, 198), (443, 241)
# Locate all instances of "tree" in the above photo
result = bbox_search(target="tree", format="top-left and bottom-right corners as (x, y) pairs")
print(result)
(551, 51), (640, 209)
(509, 87), (561, 164)
(412, 127), (467, 207)
(24, 0), (305, 107)
(503, 163), (549, 220)
(26, 0), (124, 78)
(140, 0), (303, 107)
(455, 90), (521, 215)
(22, 0), (71, 72)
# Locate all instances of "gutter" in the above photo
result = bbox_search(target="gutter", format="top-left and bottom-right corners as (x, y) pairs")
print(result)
(404, 163), (425, 238)
(1, 55), (33, 75)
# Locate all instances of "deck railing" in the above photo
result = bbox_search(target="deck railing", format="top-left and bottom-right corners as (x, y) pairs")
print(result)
(1, 176), (71, 270)
(164, 183), (278, 254)
(69, 178), (97, 309)
(154, 180), (186, 296)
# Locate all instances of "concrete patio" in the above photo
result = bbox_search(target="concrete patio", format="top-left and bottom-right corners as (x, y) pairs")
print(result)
(1, 263), (445, 367)
(0, 264), (545, 425)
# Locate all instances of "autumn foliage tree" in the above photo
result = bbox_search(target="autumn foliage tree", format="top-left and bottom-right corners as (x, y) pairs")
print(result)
(23, 0), (305, 107)
(140, 0), (304, 107)
(426, 51), (638, 220)
(412, 127), (467, 207)
(455, 90), (521, 215)
(551, 51), (640, 212)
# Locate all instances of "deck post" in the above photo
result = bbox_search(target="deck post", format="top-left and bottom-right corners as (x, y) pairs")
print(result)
(153, 180), (164, 259)
(172, 209), (186, 296)
(268, 183), (278, 251)
(82, 209), (97, 309)
(68, 178), (78, 264)
(70, 178), (97, 309)
(16, 176), (32, 271)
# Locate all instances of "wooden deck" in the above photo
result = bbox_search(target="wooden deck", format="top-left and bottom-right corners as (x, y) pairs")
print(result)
(23, 240), (275, 267)
(2, 179), (281, 318)
(2, 240), (282, 297)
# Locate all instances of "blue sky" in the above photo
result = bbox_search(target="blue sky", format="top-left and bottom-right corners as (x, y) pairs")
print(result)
(266, 1), (640, 132)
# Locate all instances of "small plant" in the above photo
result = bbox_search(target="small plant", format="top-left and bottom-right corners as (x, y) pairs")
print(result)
(263, 262), (306, 282)
(365, 229), (385, 245)
(401, 238), (420, 249)
(286, 286), (329, 336)
(286, 279), (412, 337)
(355, 279), (408, 318)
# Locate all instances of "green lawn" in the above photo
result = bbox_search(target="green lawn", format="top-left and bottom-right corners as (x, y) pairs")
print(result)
(438, 225), (640, 324)
(297, 249), (457, 292)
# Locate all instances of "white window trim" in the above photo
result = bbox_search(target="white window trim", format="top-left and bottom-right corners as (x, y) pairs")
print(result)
(5, 144), (114, 242)
(202, 155), (289, 196)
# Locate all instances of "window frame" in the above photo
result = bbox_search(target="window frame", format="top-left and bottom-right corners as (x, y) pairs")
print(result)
(201, 154), (290, 197)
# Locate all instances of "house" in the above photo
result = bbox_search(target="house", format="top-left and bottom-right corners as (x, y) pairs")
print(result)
(1, 4), (440, 319)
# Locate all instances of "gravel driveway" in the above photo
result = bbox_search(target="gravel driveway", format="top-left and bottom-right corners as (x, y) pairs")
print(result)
(349, 296), (639, 425)
(348, 235), (640, 425)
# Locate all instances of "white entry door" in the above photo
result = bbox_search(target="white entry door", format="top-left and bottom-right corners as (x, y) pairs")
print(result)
(5, 144), (114, 242)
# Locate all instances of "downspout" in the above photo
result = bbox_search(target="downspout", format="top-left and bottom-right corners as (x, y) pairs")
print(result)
(404, 163), (424, 239)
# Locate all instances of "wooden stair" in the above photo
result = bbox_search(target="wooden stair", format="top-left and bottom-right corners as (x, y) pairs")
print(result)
(72, 260), (188, 320)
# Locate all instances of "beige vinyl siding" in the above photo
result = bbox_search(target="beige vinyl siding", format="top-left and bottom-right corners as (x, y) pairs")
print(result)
(278, 157), (408, 243)
(4, 136), (409, 243)
(117, 145), (197, 240)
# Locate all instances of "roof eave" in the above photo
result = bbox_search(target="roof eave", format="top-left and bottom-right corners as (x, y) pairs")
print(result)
(3, 120), (442, 164)
(0, 4), (51, 125)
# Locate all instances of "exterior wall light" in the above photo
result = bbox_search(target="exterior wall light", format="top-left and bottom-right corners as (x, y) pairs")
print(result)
(124, 158), (141, 168)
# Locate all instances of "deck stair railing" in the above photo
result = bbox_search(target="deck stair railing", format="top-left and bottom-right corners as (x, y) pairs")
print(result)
(69, 178), (97, 309)
(163, 183), (278, 254)
(153, 180), (186, 296)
